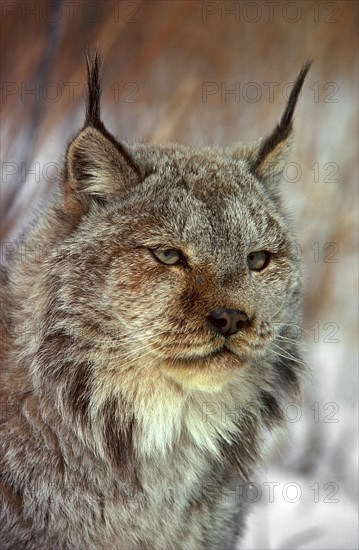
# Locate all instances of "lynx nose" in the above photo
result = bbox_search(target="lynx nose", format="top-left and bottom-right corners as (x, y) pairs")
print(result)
(207, 307), (249, 337)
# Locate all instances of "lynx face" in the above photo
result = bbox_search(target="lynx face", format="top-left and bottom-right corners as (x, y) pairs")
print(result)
(57, 145), (299, 393)
(35, 55), (310, 424)
(2, 54), (309, 469)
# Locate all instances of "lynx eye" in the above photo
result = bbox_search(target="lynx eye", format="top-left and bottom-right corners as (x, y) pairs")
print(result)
(151, 248), (182, 266)
(247, 251), (271, 271)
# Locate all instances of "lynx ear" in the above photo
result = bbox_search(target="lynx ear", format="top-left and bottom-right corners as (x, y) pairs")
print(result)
(231, 62), (311, 196)
(62, 51), (141, 220)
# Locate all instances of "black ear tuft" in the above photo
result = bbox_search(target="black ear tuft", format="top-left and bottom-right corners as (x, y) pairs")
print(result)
(81, 50), (141, 178)
(251, 60), (312, 175)
(85, 49), (102, 128)
(62, 51), (142, 222)
(277, 61), (312, 138)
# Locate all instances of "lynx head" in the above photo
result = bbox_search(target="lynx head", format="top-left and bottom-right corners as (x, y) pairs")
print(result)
(31, 53), (310, 470)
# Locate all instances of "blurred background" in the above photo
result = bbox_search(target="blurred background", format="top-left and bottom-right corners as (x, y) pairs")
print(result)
(1, 1), (358, 548)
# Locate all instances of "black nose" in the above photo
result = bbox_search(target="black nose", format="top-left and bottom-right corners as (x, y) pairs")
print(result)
(207, 307), (249, 337)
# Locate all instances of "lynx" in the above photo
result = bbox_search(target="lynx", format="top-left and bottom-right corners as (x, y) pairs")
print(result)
(0, 54), (310, 549)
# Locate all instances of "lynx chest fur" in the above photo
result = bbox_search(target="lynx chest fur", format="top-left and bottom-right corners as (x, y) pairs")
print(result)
(0, 55), (310, 549)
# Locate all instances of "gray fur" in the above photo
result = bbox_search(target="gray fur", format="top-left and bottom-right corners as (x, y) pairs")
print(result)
(0, 56), (309, 549)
